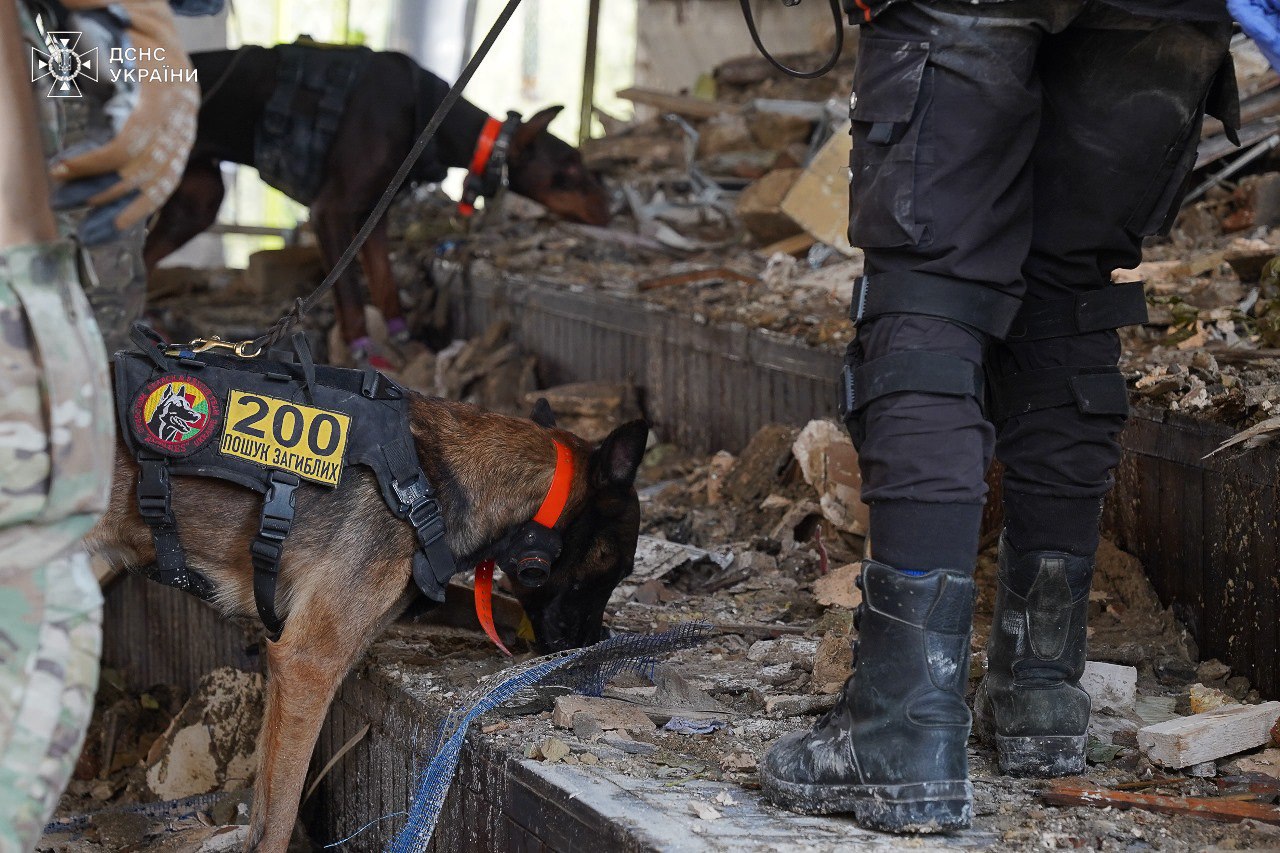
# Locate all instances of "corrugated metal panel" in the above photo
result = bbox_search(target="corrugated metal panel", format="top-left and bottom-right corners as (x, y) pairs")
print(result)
(444, 262), (841, 453)
(101, 574), (259, 693)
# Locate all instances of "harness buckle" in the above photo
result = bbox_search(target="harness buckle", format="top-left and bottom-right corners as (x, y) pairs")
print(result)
(259, 471), (300, 542)
(394, 475), (447, 547)
(838, 361), (857, 422)
(851, 276), (870, 326)
(169, 336), (263, 360)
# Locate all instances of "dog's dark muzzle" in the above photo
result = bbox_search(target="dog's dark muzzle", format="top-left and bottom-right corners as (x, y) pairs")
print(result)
(499, 523), (562, 588)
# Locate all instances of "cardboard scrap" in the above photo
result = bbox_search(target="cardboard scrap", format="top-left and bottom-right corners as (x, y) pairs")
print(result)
(780, 129), (855, 256)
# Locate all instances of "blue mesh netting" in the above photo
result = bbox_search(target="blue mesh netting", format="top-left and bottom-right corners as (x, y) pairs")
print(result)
(386, 622), (713, 852)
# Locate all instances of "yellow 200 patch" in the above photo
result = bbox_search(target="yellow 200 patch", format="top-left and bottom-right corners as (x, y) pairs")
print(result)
(219, 391), (351, 486)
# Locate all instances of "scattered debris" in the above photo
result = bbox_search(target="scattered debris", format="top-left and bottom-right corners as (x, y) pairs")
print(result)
(1138, 702), (1280, 768)
(690, 800), (722, 821)
(811, 561), (861, 610)
(663, 717), (724, 735)
(1191, 682), (1241, 715)
(530, 736), (572, 763)
(1081, 661), (1139, 714)
(145, 668), (262, 801)
(1042, 779), (1280, 826)
(551, 695), (658, 734)
(791, 419), (868, 536)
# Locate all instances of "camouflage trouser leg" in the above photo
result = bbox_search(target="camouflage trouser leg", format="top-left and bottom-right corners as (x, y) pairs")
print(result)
(0, 241), (114, 853)
(0, 556), (102, 853)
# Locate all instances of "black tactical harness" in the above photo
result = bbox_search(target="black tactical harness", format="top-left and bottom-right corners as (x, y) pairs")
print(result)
(114, 329), (456, 639)
(255, 41), (372, 205)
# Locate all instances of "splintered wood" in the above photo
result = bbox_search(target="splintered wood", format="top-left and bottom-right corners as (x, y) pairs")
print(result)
(1043, 780), (1280, 826)
(1137, 702), (1280, 768)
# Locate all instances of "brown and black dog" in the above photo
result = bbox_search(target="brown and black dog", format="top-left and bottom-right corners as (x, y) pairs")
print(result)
(87, 397), (647, 852)
(144, 44), (610, 365)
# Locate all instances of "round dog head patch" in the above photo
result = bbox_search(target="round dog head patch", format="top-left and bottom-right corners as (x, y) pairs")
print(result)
(130, 375), (221, 456)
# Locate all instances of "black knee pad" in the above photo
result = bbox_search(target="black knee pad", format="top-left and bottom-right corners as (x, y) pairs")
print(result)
(839, 271), (1013, 448)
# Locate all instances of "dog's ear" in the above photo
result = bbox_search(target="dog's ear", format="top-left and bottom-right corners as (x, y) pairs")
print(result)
(590, 419), (649, 489)
(530, 397), (557, 428)
(514, 105), (564, 151)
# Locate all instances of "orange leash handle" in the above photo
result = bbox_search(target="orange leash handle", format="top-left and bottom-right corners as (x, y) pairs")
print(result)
(473, 560), (512, 656)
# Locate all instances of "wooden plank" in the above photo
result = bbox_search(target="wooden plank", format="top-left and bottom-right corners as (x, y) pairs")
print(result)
(615, 86), (732, 119)
(756, 232), (817, 257)
(1042, 780), (1280, 825)
(1137, 702), (1280, 768)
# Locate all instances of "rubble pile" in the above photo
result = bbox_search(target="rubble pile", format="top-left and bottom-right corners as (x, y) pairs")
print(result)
(42, 668), (261, 852)
(54, 421), (1280, 849)
(379, 421), (1280, 849)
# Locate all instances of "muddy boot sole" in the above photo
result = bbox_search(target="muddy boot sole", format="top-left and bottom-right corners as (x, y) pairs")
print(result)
(760, 777), (973, 833)
(994, 734), (1085, 777)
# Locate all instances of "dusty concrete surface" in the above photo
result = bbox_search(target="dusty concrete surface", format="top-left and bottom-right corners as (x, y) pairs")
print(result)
(46, 423), (1280, 851)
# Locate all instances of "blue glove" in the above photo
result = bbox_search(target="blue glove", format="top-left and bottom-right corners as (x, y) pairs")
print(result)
(1230, 0), (1280, 72)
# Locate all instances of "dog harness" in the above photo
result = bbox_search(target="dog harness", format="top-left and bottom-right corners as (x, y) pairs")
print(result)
(115, 329), (454, 640)
(115, 329), (575, 647)
(255, 41), (372, 205)
(459, 111), (522, 217)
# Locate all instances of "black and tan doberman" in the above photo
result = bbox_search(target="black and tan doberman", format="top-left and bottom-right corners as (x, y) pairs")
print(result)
(145, 43), (610, 365)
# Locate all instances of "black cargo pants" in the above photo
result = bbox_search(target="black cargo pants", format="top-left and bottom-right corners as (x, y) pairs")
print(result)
(841, 0), (1234, 569)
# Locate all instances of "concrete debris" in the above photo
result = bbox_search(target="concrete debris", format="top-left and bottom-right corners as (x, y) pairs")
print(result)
(1188, 761), (1218, 778)
(530, 736), (572, 763)
(811, 561), (861, 610)
(763, 693), (838, 718)
(720, 751), (757, 773)
(791, 420), (868, 536)
(1197, 658), (1234, 683)
(663, 717), (725, 735)
(601, 732), (657, 756)
(571, 712), (604, 742)
(1081, 661), (1139, 714)
(1191, 683), (1241, 715)
(551, 695), (658, 734)
(1138, 702), (1280, 768)
(145, 667), (262, 801)
(746, 636), (818, 669)
(691, 800), (723, 821)
(1232, 747), (1280, 779)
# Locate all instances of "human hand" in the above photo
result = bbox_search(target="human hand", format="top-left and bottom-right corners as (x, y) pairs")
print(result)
(49, 0), (198, 245)
(1230, 0), (1280, 72)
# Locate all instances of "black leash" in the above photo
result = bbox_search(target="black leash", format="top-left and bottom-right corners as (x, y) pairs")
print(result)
(251, 0), (524, 353)
(738, 0), (845, 79)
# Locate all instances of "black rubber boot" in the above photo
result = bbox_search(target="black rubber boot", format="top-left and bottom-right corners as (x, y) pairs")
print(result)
(974, 535), (1092, 777)
(759, 561), (975, 833)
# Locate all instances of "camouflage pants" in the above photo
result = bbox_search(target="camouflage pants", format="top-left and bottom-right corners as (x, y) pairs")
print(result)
(0, 242), (114, 853)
